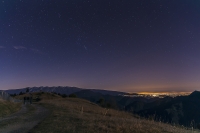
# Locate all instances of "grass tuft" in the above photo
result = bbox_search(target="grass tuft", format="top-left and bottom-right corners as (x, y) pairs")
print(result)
(0, 99), (21, 118)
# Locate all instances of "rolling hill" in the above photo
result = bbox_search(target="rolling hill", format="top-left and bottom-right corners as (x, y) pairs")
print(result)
(13, 92), (193, 133)
(4, 87), (200, 129)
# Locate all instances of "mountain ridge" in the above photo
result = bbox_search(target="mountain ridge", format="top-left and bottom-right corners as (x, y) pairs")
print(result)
(3, 86), (127, 96)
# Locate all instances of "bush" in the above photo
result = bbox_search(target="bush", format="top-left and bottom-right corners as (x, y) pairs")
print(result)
(34, 97), (41, 102)
(62, 94), (67, 98)
(19, 91), (24, 95)
(106, 103), (111, 108)
(10, 93), (16, 97)
(69, 94), (77, 98)
(197, 123), (200, 129)
(97, 98), (104, 104)
(26, 87), (30, 93)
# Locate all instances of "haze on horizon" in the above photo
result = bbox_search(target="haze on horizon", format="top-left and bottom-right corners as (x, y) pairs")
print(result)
(1, 0), (200, 92)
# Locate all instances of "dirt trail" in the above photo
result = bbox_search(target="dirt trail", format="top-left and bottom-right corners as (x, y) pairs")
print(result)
(0, 104), (49, 133)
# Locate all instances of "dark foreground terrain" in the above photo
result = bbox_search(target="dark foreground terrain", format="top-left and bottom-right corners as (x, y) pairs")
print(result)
(0, 104), (48, 133)
(6, 87), (200, 128)
(0, 92), (199, 133)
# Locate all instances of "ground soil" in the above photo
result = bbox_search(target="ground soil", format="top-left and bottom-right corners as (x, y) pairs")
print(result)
(0, 104), (49, 133)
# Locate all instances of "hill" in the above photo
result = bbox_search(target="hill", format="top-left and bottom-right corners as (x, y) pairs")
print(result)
(70, 90), (200, 129)
(0, 98), (21, 118)
(5, 87), (200, 129)
(13, 92), (193, 133)
(136, 91), (200, 128)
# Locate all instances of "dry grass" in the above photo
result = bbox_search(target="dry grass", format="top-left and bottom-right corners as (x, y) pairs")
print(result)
(15, 92), (61, 100)
(26, 93), (193, 133)
(0, 99), (21, 118)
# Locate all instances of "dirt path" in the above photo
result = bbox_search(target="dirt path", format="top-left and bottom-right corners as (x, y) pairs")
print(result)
(0, 104), (49, 133)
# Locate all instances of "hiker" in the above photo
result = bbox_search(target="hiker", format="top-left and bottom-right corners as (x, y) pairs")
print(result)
(24, 97), (26, 104)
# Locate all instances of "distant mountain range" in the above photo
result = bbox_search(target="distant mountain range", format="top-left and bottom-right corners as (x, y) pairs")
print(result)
(4, 86), (127, 96)
(3, 86), (200, 129)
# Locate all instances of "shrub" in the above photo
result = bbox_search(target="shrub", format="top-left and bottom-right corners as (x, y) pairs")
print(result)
(35, 97), (41, 102)
(69, 94), (77, 98)
(62, 94), (67, 98)
(97, 98), (104, 104)
(19, 91), (24, 95)
(26, 87), (30, 93)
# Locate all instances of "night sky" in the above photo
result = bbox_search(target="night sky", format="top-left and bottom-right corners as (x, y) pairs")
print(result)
(1, 0), (200, 92)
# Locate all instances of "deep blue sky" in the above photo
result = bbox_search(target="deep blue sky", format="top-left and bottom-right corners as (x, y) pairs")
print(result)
(0, 0), (200, 92)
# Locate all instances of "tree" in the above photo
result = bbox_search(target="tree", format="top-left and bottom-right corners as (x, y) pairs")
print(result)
(62, 94), (67, 98)
(69, 93), (77, 98)
(26, 87), (30, 93)
(97, 98), (104, 105)
(19, 91), (24, 95)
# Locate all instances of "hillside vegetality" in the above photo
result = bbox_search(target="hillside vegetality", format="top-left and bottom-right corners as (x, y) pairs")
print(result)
(6, 87), (200, 129)
(71, 90), (200, 129)
(0, 92), (194, 133)
(138, 91), (200, 128)
(0, 99), (21, 118)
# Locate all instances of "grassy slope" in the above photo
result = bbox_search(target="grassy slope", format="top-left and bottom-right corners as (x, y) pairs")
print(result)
(0, 99), (21, 118)
(16, 92), (189, 133)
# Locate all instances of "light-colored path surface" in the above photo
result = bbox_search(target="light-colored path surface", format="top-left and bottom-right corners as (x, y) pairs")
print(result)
(0, 104), (49, 133)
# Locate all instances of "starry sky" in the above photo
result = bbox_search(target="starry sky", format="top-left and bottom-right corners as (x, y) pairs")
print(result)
(0, 0), (200, 92)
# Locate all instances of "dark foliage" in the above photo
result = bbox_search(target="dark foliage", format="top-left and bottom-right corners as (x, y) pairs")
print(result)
(26, 87), (30, 93)
(19, 91), (25, 95)
(62, 94), (67, 98)
(69, 93), (77, 98)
